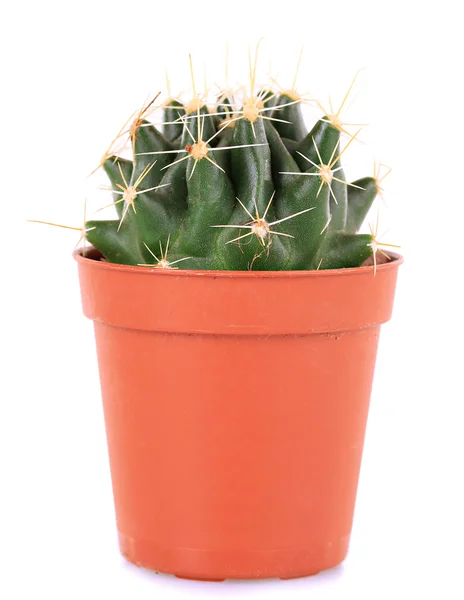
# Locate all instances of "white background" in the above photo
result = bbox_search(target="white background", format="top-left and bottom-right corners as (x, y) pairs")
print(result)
(2, 1), (464, 598)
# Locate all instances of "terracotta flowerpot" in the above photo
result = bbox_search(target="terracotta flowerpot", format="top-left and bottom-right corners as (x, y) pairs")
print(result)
(75, 248), (402, 581)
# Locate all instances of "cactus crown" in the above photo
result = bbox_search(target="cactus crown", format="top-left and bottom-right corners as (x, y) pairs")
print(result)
(83, 53), (398, 271)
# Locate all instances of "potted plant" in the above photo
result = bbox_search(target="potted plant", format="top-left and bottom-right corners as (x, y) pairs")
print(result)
(35, 54), (402, 581)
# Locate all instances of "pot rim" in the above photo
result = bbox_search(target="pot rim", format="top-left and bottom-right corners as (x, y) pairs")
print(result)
(73, 248), (403, 279)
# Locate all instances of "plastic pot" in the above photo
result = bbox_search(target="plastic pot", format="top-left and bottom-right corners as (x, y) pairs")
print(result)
(75, 248), (402, 581)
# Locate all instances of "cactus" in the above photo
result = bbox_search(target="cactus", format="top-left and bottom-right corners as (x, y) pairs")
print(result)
(32, 51), (398, 271)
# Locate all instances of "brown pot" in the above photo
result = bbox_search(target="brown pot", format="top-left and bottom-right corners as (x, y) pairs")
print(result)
(75, 249), (402, 581)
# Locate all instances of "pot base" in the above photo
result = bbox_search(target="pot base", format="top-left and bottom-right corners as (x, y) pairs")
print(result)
(119, 532), (348, 581)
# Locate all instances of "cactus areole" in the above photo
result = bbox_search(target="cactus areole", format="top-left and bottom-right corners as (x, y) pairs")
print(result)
(74, 59), (402, 581)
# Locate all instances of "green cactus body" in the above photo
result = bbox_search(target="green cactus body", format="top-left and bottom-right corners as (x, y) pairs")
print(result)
(163, 100), (185, 142)
(217, 93), (235, 118)
(272, 94), (308, 141)
(174, 152), (235, 261)
(310, 232), (373, 270)
(87, 70), (386, 271)
(103, 157), (133, 219)
(345, 177), (378, 234)
(86, 219), (145, 266)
